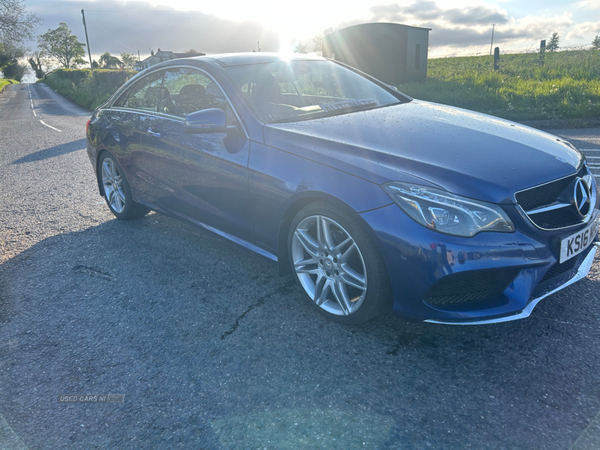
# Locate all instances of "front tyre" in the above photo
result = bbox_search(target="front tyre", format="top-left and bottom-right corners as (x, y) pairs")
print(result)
(289, 202), (391, 324)
(99, 152), (149, 220)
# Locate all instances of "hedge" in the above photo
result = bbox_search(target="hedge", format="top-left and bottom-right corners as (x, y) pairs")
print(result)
(40, 68), (137, 110)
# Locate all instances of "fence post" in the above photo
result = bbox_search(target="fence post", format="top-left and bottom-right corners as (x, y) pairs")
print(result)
(494, 47), (500, 70)
(540, 40), (546, 67)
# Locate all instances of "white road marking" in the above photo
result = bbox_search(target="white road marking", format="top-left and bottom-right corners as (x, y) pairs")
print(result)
(570, 408), (600, 450)
(27, 84), (62, 132)
(0, 414), (28, 450)
(39, 120), (61, 132)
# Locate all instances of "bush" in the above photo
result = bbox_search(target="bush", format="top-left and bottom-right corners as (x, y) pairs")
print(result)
(41, 68), (136, 110)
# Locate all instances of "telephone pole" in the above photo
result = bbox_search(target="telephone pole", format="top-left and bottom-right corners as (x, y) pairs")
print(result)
(489, 24), (495, 56)
(81, 9), (93, 70)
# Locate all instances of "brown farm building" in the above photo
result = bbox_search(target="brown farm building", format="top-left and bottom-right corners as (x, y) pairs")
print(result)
(323, 23), (431, 85)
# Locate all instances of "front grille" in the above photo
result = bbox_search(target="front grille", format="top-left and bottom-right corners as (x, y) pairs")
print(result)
(516, 176), (574, 211)
(526, 208), (583, 229)
(423, 267), (521, 307)
(515, 165), (590, 230)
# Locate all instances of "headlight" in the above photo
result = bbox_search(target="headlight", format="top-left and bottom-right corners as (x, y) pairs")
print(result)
(382, 182), (515, 237)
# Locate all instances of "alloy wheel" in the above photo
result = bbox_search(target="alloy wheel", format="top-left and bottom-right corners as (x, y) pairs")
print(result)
(291, 215), (368, 316)
(101, 158), (126, 214)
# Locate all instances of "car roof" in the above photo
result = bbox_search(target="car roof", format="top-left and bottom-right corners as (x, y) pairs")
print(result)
(192, 52), (326, 67)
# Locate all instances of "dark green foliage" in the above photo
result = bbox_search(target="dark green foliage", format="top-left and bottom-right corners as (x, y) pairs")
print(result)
(1, 58), (25, 80)
(41, 68), (136, 110)
(99, 51), (122, 69)
(547, 33), (560, 52)
(0, 41), (26, 81)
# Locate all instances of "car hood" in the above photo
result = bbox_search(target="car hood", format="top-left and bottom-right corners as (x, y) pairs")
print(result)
(263, 100), (583, 204)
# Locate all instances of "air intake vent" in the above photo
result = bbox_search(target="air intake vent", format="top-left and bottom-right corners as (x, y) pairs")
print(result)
(423, 267), (520, 307)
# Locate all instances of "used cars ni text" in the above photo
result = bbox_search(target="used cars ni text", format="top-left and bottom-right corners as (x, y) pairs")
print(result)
(86, 53), (600, 325)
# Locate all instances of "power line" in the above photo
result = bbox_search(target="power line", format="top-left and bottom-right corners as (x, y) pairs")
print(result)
(84, 10), (210, 14)
(88, 18), (138, 52)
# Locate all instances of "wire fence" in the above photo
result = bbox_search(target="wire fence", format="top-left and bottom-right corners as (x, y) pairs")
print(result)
(430, 44), (596, 59)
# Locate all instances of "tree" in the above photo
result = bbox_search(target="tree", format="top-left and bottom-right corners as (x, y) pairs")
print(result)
(37, 22), (86, 69)
(27, 50), (46, 78)
(293, 40), (309, 54)
(99, 51), (122, 69)
(547, 32), (560, 52)
(0, 0), (40, 47)
(0, 41), (26, 81)
(592, 35), (600, 50)
(119, 52), (136, 70)
(312, 27), (337, 55)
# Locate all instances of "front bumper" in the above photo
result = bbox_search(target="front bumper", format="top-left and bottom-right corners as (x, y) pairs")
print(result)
(360, 203), (599, 324)
(425, 241), (599, 325)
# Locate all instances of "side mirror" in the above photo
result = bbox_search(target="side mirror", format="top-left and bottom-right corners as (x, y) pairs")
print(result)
(184, 108), (237, 134)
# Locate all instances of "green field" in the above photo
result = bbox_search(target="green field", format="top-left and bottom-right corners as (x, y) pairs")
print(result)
(399, 49), (600, 122)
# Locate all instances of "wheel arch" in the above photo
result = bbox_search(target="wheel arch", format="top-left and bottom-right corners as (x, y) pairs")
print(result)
(276, 191), (376, 276)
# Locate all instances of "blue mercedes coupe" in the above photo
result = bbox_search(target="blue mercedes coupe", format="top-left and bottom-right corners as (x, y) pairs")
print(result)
(86, 53), (599, 325)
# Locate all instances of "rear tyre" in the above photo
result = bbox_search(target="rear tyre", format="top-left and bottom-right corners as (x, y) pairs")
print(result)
(99, 152), (149, 220)
(288, 201), (391, 324)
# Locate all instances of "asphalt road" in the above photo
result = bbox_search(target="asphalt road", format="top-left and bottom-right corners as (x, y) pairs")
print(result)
(1, 83), (600, 449)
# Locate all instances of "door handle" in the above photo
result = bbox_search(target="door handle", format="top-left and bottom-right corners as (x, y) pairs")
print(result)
(147, 127), (161, 138)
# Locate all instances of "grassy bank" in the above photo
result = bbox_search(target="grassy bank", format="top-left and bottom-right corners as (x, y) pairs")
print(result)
(0, 78), (18, 91)
(399, 49), (600, 121)
(40, 69), (136, 110)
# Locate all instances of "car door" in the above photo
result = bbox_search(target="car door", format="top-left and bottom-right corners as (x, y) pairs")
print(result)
(107, 69), (167, 202)
(135, 66), (254, 242)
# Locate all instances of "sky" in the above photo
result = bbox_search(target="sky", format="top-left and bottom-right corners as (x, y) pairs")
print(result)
(22, 0), (600, 62)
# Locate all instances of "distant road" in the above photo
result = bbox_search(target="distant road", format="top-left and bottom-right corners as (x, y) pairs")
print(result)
(547, 128), (600, 179)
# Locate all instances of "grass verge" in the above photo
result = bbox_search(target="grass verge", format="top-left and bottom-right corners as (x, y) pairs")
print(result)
(0, 78), (19, 91)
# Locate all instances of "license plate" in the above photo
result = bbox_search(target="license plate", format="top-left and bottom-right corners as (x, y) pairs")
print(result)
(559, 221), (598, 263)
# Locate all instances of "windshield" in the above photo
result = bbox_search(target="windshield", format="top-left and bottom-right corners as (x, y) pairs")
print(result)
(225, 60), (405, 123)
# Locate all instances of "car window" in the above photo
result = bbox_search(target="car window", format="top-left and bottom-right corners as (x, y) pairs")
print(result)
(161, 68), (236, 123)
(120, 71), (165, 112)
(225, 60), (403, 123)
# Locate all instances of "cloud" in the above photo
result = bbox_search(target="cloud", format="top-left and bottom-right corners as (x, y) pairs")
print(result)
(567, 31), (584, 40)
(26, 0), (279, 59)
(338, 2), (575, 55)
(578, 21), (600, 35)
(370, 2), (509, 26)
(575, 0), (600, 10)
